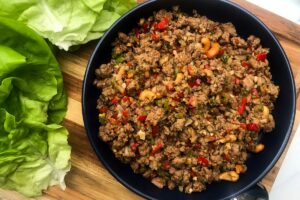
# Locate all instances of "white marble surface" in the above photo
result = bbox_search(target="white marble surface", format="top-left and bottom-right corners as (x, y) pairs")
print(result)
(247, 0), (300, 24)
(269, 124), (300, 200)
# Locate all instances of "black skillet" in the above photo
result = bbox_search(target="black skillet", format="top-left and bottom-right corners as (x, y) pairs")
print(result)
(82, 0), (296, 199)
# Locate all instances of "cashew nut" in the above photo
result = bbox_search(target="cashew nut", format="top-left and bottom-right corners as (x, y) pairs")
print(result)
(201, 37), (211, 52)
(137, 130), (146, 140)
(253, 144), (265, 153)
(206, 43), (220, 58)
(262, 106), (269, 119)
(175, 73), (184, 84)
(218, 135), (237, 143)
(219, 171), (239, 182)
(187, 127), (197, 143)
(139, 90), (156, 101)
(235, 164), (246, 174)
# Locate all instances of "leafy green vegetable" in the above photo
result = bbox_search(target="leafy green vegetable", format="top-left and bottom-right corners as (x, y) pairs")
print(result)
(0, 0), (137, 50)
(0, 17), (70, 197)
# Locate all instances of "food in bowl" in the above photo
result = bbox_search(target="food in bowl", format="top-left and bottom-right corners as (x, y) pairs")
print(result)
(93, 7), (279, 193)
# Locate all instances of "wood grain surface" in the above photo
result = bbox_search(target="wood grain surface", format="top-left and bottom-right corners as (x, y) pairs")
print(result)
(1, 0), (300, 199)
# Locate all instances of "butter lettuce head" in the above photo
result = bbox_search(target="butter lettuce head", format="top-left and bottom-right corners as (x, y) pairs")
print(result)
(0, 17), (70, 197)
(0, 0), (137, 50)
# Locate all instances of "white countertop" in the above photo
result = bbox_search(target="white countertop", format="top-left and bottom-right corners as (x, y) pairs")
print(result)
(270, 124), (300, 199)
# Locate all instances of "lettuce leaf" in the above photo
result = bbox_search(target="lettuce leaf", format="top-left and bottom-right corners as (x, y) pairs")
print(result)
(0, 17), (70, 197)
(0, 0), (137, 50)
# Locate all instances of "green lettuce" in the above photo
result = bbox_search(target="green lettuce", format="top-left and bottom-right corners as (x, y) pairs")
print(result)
(0, 0), (137, 50)
(0, 17), (70, 197)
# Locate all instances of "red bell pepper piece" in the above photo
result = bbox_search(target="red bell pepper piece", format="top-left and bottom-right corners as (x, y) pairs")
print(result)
(137, 115), (147, 121)
(156, 17), (169, 30)
(151, 143), (162, 156)
(122, 96), (130, 102)
(131, 143), (140, 150)
(240, 123), (247, 130)
(163, 161), (171, 170)
(235, 77), (240, 85)
(242, 61), (249, 68)
(122, 110), (129, 118)
(256, 53), (267, 61)
(223, 154), (231, 162)
(247, 123), (260, 132)
(111, 97), (119, 105)
(151, 31), (160, 41)
(98, 106), (108, 113)
(238, 97), (247, 115)
(197, 156), (209, 167)
(187, 66), (194, 76)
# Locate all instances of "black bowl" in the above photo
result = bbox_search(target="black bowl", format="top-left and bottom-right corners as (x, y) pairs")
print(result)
(82, 0), (296, 199)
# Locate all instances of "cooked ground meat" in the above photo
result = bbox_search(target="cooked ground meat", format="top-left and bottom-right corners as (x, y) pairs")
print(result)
(94, 7), (279, 193)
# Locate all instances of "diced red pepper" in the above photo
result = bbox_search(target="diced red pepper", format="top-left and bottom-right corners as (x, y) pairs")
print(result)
(151, 143), (162, 156)
(151, 31), (160, 41)
(235, 77), (240, 85)
(156, 17), (169, 30)
(223, 154), (231, 162)
(143, 23), (149, 31)
(109, 117), (119, 125)
(122, 96), (130, 102)
(247, 123), (260, 132)
(188, 96), (197, 107)
(131, 143), (140, 150)
(163, 161), (171, 170)
(197, 156), (209, 167)
(238, 97), (247, 115)
(187, 66), (194, 76)
(242, 61), (249, 68)
(111, 97), (119, 105)
(98, 106), (108, 113)
(137, 115), (147, 121)
(240, 123), (247, 130)
(219, 48), (225, 56)
(256, 53), (267, 61)
(152, 125), (159, 136)
(122, 110), (129, 118)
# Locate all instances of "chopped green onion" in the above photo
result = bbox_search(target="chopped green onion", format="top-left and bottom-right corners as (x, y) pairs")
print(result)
(221, 54), (228, 64)
(175, 113), (184, 118)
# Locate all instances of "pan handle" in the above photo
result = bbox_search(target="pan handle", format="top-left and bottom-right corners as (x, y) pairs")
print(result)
(232, 183), (269, 200)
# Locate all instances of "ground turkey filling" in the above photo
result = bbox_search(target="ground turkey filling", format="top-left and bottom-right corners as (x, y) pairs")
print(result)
(94, 7), (279, 193)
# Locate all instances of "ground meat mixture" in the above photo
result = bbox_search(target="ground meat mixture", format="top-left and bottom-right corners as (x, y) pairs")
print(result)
(94, 7), (279, 193)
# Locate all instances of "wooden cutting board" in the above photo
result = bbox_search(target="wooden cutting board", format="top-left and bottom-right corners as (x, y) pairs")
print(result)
(1, 0), (300, 199)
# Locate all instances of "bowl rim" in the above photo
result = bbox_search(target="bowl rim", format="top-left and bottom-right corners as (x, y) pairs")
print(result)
(82, 0), (296, 199)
